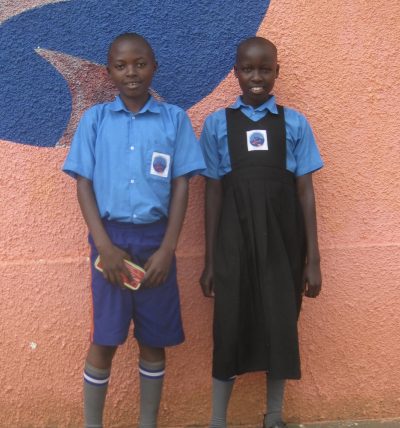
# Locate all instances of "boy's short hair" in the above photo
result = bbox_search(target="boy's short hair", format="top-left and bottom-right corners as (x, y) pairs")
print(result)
(235, 36), (277, 62)
(107, 32), (156, 63)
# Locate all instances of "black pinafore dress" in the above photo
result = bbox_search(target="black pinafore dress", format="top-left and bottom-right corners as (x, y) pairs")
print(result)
(212, 106), (305, 380)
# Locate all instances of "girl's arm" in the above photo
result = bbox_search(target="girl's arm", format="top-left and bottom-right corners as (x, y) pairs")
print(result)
(77, 176), (131, 286)
(296, 173), (322, 298)
(143, 175), (189, 287)
(200, 178), (222, 297)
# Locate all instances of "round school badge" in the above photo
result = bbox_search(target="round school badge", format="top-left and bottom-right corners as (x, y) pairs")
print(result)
(249, 132), (265, 147)
(153, 156), (167, 173)
(246, 129), (268, 151)
(150, 152), (171, 178)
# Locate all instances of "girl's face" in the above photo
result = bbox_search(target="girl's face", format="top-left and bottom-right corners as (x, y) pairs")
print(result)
(234, 42), (279, 107)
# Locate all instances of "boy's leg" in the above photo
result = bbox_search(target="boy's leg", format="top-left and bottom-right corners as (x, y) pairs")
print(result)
(86, 222), (136, 427)
(210, 377), (235, 428)
(138, 343), (166, 428)
(264, 375), (286, 428)
(84, 344), (117, 428)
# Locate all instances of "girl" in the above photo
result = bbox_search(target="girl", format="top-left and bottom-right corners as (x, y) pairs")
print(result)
(199, 37), (323, 428)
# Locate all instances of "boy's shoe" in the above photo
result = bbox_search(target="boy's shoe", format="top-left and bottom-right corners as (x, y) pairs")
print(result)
(262, 417), (287, 428)
(265, 423), (287, 428)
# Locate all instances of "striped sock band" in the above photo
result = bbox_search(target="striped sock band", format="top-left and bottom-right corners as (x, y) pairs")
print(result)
(84, 367), (110, 386)
(138, 362), (165, 379)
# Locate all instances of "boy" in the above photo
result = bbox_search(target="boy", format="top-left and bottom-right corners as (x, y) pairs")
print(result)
(63, 33), (205, 428)
(199, 37), (323, 428)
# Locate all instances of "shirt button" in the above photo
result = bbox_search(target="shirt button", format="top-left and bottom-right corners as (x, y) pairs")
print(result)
(133, 214), (137, 218)
(130, 146), (135, 151)
(132, 116), (135, 120)
(130, 179), (135, 184)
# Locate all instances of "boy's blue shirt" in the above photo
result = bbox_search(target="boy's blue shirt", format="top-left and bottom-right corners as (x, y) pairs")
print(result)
(63, 95), (205, 224)
(200, 95), (323, 179)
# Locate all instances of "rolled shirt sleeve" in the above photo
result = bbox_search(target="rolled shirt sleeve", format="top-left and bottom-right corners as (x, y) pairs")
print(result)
(285, 108), (324, 177)
(62, 107), (97, 180)
(171, 109), (206, 179)
(199, 116), (222, 180)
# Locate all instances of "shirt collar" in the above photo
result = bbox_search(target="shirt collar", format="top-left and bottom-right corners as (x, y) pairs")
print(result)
(230, 95), (278, 115)
(109, 94), (161, 114)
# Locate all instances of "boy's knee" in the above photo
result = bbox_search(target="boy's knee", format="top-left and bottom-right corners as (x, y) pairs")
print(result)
(138, 343), (165, 362)
(87, 343), (118, 369)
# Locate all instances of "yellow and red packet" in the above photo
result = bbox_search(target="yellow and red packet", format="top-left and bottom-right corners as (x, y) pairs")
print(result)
(94, 256), (145, 290)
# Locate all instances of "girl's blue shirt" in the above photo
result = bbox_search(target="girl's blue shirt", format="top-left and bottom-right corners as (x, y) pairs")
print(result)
(200, 95), (323, 179)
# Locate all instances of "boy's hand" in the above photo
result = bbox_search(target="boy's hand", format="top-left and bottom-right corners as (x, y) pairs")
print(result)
(200, 264), (215, 297)
(98, 244), (132, 288)
(302, 260), (322, 298)
(143, 246), (174, 288)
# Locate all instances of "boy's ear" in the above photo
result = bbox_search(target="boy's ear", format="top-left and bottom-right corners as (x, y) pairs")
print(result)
(106, 65), (111, 76)
(233, 64), (238, 78)
(153, 61), (158, 73)
(275, 63), (280, 78)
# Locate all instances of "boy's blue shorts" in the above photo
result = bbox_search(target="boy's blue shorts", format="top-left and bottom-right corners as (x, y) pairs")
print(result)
(88, 219), (185, 348)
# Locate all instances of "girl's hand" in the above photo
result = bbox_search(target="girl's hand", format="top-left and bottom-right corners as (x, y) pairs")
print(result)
(143, 247), (174, 288)
(200, 264), (215, 297)
(302, 260), (322, 298)
(98, 244), (132, 288)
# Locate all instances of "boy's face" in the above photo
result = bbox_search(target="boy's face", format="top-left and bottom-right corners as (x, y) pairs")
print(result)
(107, 38), (157, 112)
(234, 41), (279, 107)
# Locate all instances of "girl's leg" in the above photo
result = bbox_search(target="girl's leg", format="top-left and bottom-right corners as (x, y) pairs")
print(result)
(84, 343), (118, 428)
(138, 343), (166, 428)
(210, 377), (236, 428)
(264, 375), (286, 427)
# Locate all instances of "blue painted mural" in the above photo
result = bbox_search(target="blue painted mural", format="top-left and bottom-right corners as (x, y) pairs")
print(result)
(0, 0), (270, 147)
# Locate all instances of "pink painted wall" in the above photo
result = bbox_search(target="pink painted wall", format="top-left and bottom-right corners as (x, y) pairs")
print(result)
(1, 0), (400, 426)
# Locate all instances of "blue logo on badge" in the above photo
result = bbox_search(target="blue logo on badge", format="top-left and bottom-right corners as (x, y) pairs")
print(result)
(0, 0), (270, 147)
(153, 156), (167, 173)
(250, 132), (265, 147)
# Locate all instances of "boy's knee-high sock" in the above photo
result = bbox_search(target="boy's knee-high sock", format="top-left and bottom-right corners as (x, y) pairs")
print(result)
(138, 358), (165, 428)
(83, 361), (111, 428)
(210, 377), (235, 428)
(264, 376), (286, 427)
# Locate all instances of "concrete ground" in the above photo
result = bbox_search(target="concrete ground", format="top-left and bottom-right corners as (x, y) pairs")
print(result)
(287, 420), (400, 428)
(215, 420), (400, 428)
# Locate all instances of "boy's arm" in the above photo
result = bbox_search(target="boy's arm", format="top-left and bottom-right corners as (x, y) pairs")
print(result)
(77, 176), (131, 287)
(296, 173), (322, 298)
(143, 175), (189, 287)
(200, 178), (222, 297)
